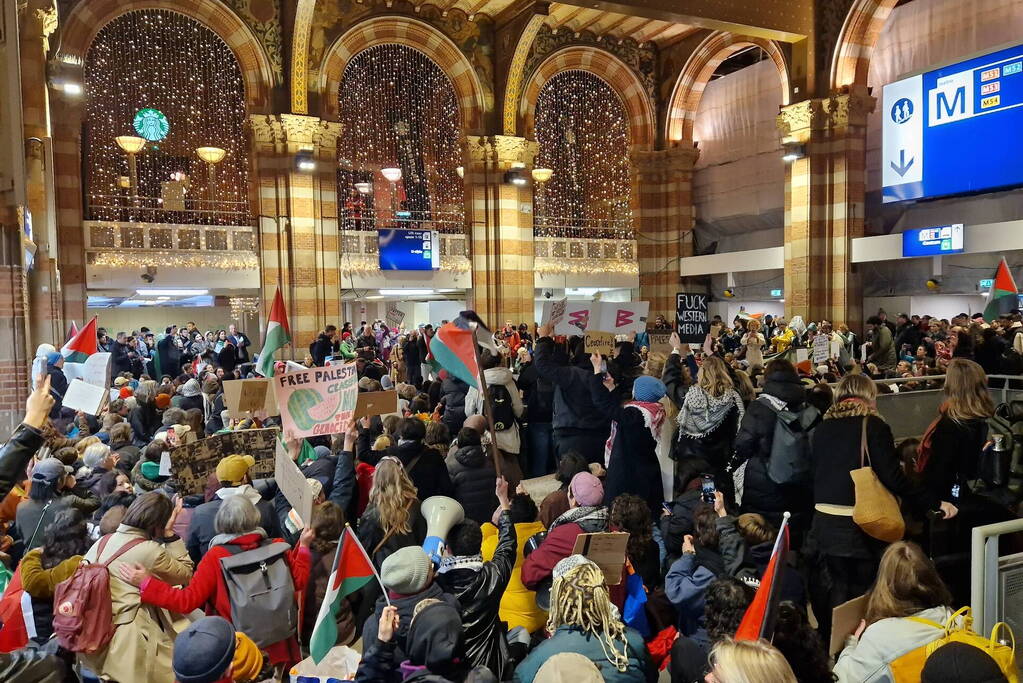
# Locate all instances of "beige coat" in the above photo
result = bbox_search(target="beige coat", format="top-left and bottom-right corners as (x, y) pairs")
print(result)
(78, 524), (194, 683)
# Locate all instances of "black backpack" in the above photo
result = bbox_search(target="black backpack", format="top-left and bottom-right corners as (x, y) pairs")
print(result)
(760, 397), (819, 485)
(488, 384), (516, 431)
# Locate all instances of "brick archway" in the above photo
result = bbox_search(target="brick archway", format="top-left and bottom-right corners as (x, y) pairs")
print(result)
(58, 0), (276, 112)
(519, 47), (655, 151)
(831, 0), (900, 89)
(319, 17), (488, 134)
(665, 32), (789, 144)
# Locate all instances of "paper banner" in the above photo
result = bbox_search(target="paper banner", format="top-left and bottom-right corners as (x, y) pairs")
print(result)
(273, 363), (359, 440)
(274, 439), (313, 528)
(169, 428), (278, 495)
(584, 331), (615, 355)
(571, 532), (630, 586)
(554, 301), (594, 336)
(676, 293), (709, 344)
(589, 302), (650, 334)
(223, 378), (280, 419)
(354, 391), (399, 419)
(62, 352), (112, 389)
(62, 379), (107, 415)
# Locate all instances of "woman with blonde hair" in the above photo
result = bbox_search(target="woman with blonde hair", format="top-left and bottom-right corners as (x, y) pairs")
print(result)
(806, 373), (955, 647)
(741, 319), (766, 371)
(355, 456), (426, 567)
(675, 355), (744, 500)
(834, 541), (955, 683)
(513, 556), (655, 682)
(706, 638), (797, 683)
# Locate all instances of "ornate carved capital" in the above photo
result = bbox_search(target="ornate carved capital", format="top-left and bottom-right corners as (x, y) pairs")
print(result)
(827, 87), (876, 130)
(464, 135), (538, 169)
(776, 99), (828, 140)
(279, 114), (322, 145)
(315, 121), (343, 150)
(631, 146), (700, 179)
(248, 114), (283, 145)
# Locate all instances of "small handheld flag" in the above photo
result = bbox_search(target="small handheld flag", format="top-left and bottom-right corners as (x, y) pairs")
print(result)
(735, 511), (790, 642)
(983, 257), (1019, 322)
(309, 526), (386, 664)
(256, 287), (292, 378)
(61, 317), (98, 364)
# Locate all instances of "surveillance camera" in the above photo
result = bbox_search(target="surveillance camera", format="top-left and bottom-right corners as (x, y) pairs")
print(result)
(543, 289), (553, 299)
(140, 273), (154, 283)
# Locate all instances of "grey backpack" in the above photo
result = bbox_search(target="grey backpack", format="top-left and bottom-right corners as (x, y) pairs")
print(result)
(761, 397), (819, 486)
(219, 540), (297, 647)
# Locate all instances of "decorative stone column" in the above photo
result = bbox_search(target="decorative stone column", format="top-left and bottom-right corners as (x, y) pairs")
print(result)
(776, 86), (875, 328)
(250, 114), (343, 357)
(464, 135), (537, 327)
(631, 146), (700, 321)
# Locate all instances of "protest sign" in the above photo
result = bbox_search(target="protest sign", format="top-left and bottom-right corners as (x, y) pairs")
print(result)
(238, 379), (269, 413)
(554, 301), (594, 336)
(830, 594), (868, 657)
(223, 378), (280, 419)
(571, 532), (630, 585)
(169, 428), (278, 495)
(275, 439), (313, 528)
(273, 363), (359, 440)
(63, 352), (112, 389)
(589, 302), (649, 334)
(541, 298), (568, 328)
(62, 379), (107, 415)
(676, 293), (709, 344)
(813, 334), (830, 364)
(584, 331), (615, 355)
(386, 307), (405, 328)
(648, 332), (673, 354)
(354, 391), (399, 419)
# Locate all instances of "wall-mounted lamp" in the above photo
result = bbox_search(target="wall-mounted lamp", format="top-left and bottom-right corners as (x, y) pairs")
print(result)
(782, 141), (806, 163)
(504, 169), (527, 186)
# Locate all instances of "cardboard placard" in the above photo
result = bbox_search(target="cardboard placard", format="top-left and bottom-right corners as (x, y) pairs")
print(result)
(648, 332), (673, 354)
(274, 439), (313, 528)
(518, 473), (560, 508)
(812, 334), (830, 364)
(554, 301), (594, 336)
(223, 378), (280, 419)
(676, 293), (709, 344)
(63, 352), (112, 389)
(273, 363), (359, 440)
(386, 307), (405, 328)
(584, 331), (615, 355)
(238, 379), (269, 413)
(62, 379), (107, 415)
(354, 391), (399, 419)
(571, 532), (630, 586)
(169, 428), (278, 495)
(830, 593), (868, 657)
(589, 302), (650, 334)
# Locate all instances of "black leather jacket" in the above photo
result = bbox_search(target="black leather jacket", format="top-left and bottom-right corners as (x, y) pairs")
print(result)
(434, 510), (517, 680)
(0, 424), (42, 500)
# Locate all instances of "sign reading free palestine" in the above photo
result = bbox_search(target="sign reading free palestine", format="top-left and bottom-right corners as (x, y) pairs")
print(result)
(272, 362), (359, 440)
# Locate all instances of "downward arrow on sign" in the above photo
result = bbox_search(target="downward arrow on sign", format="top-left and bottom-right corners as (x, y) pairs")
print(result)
(891, 149), (915, 177)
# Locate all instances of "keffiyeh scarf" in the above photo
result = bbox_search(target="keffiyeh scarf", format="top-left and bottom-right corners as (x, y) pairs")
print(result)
(677, 386), (744, 439)
(438, 554), (484, 574)
(604, 401), (666, 465)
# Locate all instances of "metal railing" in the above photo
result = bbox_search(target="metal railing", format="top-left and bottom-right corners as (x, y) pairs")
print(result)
(86, 194), (254, 226)
(340, 208), (466, 234)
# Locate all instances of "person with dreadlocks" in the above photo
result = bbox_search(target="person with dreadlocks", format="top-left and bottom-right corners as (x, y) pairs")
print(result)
(513, 556), (656, 682)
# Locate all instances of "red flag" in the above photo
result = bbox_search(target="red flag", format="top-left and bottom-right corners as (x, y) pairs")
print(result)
(0, 568), (34, 652)
(66, 321), (79, 344)
(60, 317), (98, 363)
(735, 512), (790, 641)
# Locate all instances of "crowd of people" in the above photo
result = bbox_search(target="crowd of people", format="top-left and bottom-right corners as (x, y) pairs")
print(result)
(0, 309), (1018, 683)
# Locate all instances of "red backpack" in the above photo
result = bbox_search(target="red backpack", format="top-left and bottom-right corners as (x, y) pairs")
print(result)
(52, 534), (145, 654)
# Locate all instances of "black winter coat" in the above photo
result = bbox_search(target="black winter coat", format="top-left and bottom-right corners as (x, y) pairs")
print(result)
(128, 402), (162, 447)
(361, 582), (460, 667)
(731, 370), (811, 531)
(921, 415), (988, 503)
(0, 425), (43, 500)
(439, 377), (469, 435)
(110, 341), (133, 377)
(587, 373), (663, 519)
(184, 492), (281, 563)
(390, 440), (455, 502)
(445, 444), (498, 525)
(435, 510), (517, 679)
(533, 337), (611, 436)
(516, 361), (554, 423)
(309, 333), (337, 367)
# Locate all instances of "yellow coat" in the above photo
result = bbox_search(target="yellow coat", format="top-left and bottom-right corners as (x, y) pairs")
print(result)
(481, 520), (547, 633)
(772, 327), (795, 354)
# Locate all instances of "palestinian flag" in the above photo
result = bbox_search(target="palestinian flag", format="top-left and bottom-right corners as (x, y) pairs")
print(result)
(735, 512), (790, 641)
(60, 316), (98, 363)
(984, 258), (1019, 322)
(65, 321), (78, 344)
(309, 527), (382, 664)
(429, 314), (492, 389)
(0, 568), (35, 652)
(256, 287), (291, 378)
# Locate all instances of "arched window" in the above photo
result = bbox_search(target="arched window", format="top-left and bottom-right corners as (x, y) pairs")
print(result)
(83, 9), (250, 225)
(338, 44), (463, 233)
(534, 70), (632, 239)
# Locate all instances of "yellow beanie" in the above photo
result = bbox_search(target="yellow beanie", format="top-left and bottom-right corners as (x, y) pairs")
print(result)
(215, 454), (255, 486)
(231, 631), (263, 683)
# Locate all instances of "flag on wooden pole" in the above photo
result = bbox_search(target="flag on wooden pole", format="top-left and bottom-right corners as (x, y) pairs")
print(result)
(256, 287), (291, 377)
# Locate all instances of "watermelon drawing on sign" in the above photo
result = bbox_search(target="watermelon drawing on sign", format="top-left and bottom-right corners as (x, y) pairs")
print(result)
(288, 388), (342, 430)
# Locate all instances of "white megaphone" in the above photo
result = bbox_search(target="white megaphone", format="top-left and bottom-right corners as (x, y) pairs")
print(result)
(421, 496), (464, 565)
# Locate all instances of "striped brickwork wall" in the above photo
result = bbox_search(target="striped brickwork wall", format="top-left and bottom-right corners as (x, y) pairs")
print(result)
(0, 225), (31, 439)
(250, 114), (343, 359)
(631, 147), (699, 322)
(465, 135), (536, 327)
(831, 0), (900, 90)
(776, 88), (875, 328)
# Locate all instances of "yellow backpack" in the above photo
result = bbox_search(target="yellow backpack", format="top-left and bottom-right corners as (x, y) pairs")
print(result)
(890, 607), (1017, 683)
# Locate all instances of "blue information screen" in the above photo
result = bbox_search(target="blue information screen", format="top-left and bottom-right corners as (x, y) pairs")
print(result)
(901, 224), (965, 257)
(882, 43), (1023, 203)
(378, 229), (440, 271)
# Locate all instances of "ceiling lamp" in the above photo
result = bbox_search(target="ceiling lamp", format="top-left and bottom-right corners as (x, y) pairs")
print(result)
(195, 146), (227, 164)
(381, 167), (403, 182)
(531, 168), (554, 183)
(115, 135), (146, 154)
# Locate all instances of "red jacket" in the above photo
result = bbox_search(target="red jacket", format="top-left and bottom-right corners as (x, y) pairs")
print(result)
(520, 521), (625, 608)
(140, 532), (311, 666)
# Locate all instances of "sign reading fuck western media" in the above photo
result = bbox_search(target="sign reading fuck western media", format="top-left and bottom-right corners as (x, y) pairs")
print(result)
(676, 292), (709, 344)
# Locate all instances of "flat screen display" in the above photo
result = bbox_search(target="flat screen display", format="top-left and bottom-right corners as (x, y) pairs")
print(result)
(901, 224), (965, 257)
(378, 229), (440, 271)
(882, 42), (1023, 202)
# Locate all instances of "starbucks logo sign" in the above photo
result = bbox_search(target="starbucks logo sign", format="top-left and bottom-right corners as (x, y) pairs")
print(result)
(133, 108), (170, 142)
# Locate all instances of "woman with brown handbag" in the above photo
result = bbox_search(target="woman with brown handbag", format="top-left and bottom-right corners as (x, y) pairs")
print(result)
(804, 373), (957, 647)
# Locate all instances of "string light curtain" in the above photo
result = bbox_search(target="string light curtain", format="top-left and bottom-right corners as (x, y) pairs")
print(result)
(534, 70), (633, 239)
(83, 9), (250, 225)
(337, 44), (463, 233)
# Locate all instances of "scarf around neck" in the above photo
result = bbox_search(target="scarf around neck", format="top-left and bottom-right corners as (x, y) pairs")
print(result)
(603, 400), (666, 464)
(437, 554), (484, 574)
(550, 505), (608, 532)
(678, 386), (744, 439)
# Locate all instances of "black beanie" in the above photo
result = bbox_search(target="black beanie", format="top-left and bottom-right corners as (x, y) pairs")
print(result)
(173, 616), (236, 683)
(921, 642), (1008, 683)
